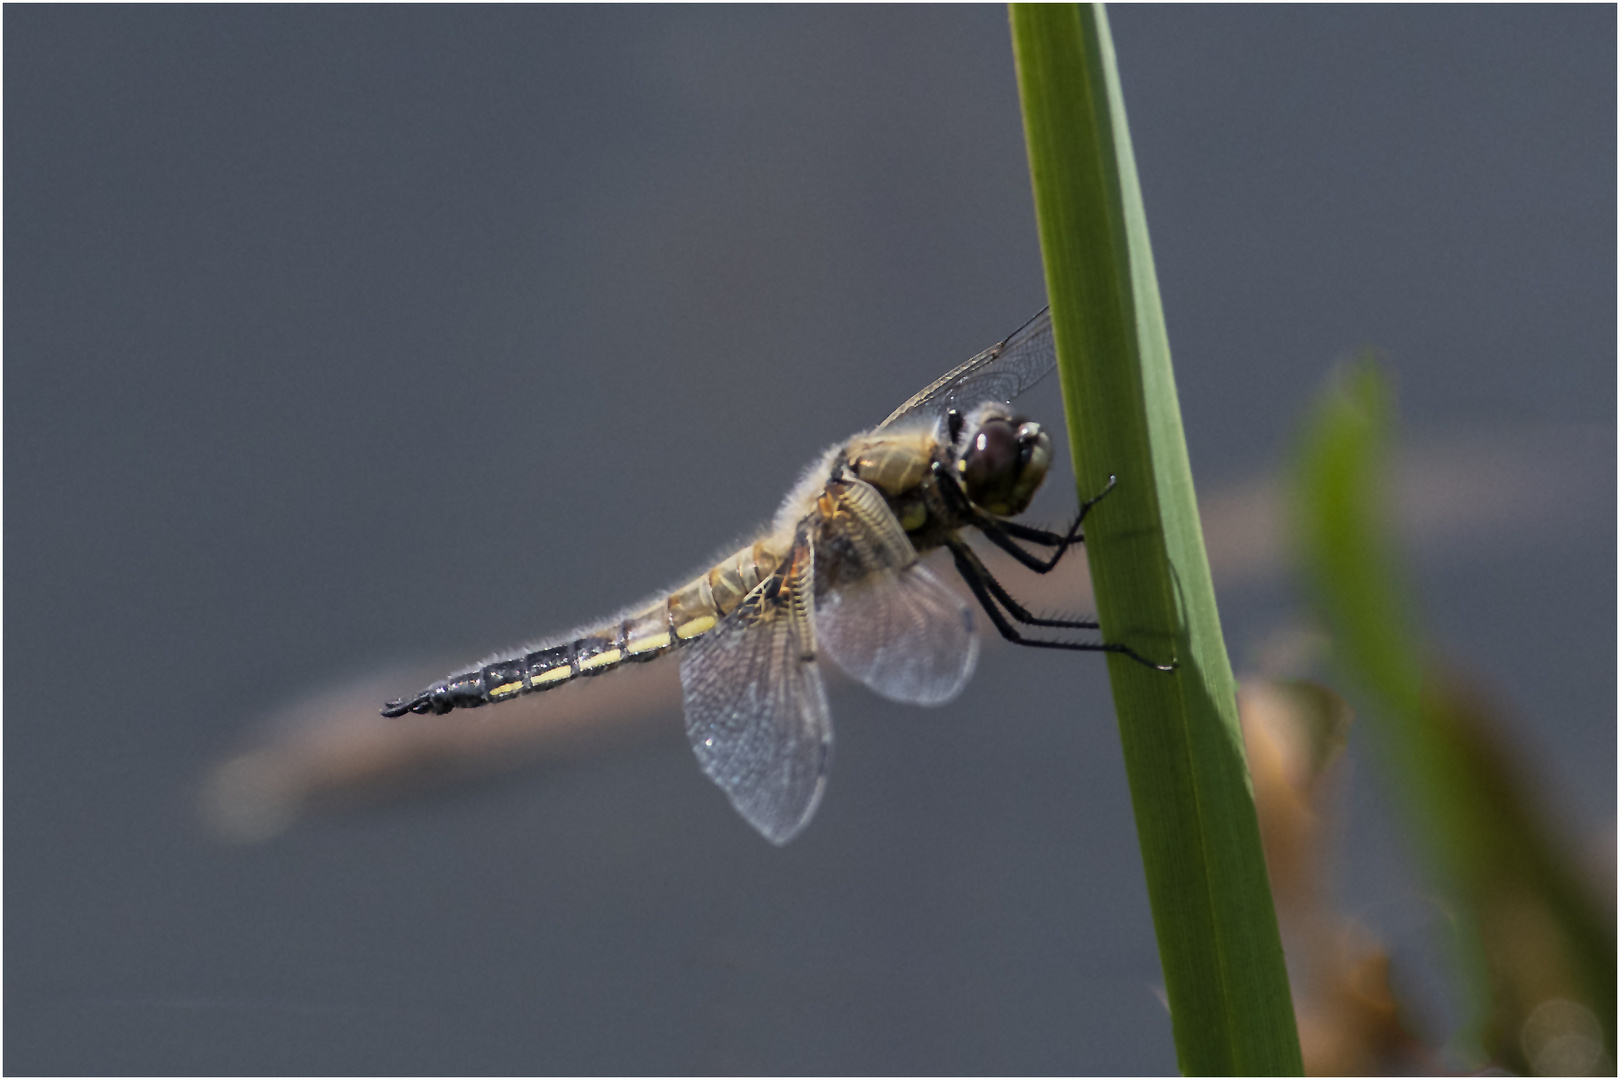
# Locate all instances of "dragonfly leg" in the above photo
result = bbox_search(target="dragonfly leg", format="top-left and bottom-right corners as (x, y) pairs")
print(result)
(977, 518), (1080, 573)
(947, 538), (1099, 630)
(991, 474), (1118, 549)
(934, 463), (1120, 575)
(945, 536), (1174, 672)
(933, 464), (1077, 572)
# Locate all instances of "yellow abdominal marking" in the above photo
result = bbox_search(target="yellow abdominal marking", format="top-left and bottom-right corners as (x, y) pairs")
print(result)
(626, 631), (673, 655)
(489, 680), (524, 698)
(675, 615), (717, 639)
(531, 665), (573, 687)
(578, 648), (623, 671)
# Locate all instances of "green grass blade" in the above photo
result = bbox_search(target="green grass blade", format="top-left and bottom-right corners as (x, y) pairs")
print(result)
(1009, 5), (1302, 1074)
(1293, 361), (1616, 1071)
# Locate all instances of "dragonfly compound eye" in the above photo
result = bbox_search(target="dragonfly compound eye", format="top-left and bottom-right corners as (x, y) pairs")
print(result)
(959, 417), (1051, 516)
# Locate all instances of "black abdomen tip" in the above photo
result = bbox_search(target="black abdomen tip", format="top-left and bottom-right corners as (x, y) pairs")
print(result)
(380, 691), (436, 717)
(382, 671), (484, 718)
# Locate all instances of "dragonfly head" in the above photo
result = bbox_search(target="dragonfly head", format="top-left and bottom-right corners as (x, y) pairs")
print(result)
(955, 406), (1052, 517)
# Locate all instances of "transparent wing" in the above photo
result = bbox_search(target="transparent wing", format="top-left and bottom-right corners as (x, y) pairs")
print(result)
(679, 535), (832, 846)
(879, 307), (1055, 429)
(814, 479), (979, 705)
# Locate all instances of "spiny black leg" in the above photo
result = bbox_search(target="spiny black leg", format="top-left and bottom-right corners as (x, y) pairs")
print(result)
(991, 518), (1075, 546)
(1077, 472), (1120, 519)
(934, 462), (1120, 575)
(990, 475), (1120, 549)
(977, 519), (1080, 574)
(946, 538), (1175, 672)
(949, 538), (1100, 631)
(946, 539), (1109, 652)
(1102, 641), (1177, 672)
(930, 461), (1079, 572)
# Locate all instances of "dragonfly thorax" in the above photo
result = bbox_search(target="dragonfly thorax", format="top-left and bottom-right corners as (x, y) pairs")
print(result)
(842, 430), (936, 499)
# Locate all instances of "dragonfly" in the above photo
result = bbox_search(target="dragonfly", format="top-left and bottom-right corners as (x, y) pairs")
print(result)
(384, 309), (1172, 844)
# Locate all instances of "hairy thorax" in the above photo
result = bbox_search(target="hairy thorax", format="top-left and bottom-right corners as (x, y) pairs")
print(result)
(842, 428), (957, 549)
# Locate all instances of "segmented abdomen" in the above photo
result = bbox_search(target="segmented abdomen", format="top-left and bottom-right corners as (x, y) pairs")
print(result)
(385, 539), (782, 717)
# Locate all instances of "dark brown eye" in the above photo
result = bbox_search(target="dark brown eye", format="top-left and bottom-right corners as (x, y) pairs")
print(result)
(957, 416), (1052, 516)
(960, 419), (1018, 504)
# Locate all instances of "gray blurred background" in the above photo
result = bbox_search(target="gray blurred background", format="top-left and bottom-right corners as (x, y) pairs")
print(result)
(6, 7), (1613, 1074)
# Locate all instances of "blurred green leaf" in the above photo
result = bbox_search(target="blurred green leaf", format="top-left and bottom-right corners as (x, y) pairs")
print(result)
(1293, 359), (1616, 1073)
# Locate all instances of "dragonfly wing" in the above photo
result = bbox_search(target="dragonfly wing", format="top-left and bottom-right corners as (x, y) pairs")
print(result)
(814, 479), (979, 706)
(879, 307), (1055, 429)
(679, 534), (832, 846)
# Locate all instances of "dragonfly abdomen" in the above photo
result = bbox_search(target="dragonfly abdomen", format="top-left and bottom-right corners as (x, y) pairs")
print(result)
(382, 539), (785, 717)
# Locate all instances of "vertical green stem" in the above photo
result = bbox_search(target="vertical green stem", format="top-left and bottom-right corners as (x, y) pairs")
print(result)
(1010, 5), (1302, 1073)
